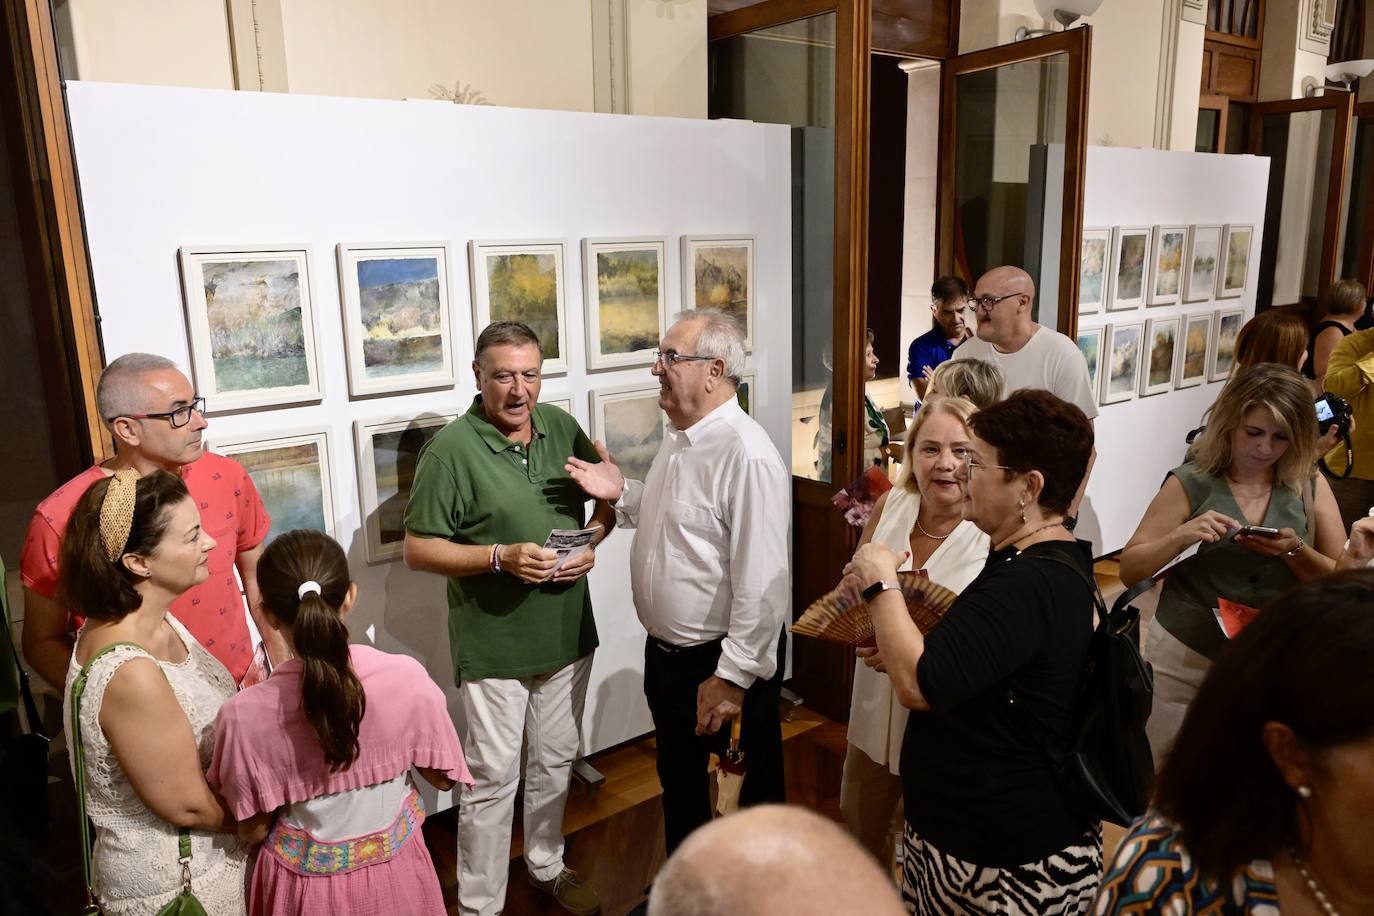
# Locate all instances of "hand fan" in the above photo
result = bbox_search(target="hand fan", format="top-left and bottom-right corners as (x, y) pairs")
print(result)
(791, 571), (958, 645)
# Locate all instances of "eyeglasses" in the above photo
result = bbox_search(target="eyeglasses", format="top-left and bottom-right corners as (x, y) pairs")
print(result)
(122, 397), (207, 428)
(966, 293), (1021, 314)
(654, 350), (715, 368)
(955, 455), (1016, 479)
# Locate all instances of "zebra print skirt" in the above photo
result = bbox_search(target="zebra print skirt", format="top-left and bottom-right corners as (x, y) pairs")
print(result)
(899, 821), (1103, 915)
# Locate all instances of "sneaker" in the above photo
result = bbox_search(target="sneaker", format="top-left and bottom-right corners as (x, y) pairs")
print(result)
(528, 867), (601, 915)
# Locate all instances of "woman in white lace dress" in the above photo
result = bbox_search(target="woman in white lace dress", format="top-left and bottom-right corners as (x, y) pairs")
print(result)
(61, 469), (247, 915)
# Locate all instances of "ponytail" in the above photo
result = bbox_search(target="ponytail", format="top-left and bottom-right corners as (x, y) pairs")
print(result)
(256, 530), (365, 772)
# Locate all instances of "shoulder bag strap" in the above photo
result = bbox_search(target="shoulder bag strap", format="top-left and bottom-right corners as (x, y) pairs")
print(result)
(0, 576), (47, 743)
(1302, 474), (1317, 546)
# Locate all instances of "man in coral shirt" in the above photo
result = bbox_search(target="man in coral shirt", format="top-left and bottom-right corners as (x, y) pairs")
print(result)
(20, 353), (278, 688)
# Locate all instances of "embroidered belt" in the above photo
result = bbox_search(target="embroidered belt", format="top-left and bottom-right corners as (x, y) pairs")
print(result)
(268, 789), (425, 876)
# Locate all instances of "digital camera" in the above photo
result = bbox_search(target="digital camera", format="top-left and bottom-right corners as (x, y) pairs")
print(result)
(1316, 392), (1353, 438)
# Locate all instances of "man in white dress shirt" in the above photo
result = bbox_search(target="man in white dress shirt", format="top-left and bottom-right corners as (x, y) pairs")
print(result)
(566, 309), (791, 854)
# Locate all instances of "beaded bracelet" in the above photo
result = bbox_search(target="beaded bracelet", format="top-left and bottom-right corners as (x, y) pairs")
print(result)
(491, 543), (503, 573)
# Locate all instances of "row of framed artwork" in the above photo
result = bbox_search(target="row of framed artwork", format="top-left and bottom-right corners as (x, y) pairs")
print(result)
(179, 235), (757, 413)
(1079, 223), (1253, 314)
(213, 375), (757, 565)
(1078, 308), (1244, 406)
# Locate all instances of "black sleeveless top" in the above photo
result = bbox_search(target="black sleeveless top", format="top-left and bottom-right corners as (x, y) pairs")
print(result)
(1306, 320), (1352, 379)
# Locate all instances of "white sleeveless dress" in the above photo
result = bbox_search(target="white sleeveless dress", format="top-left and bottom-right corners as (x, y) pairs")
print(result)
(847, 487), (990, 774)
(64, 615), (248, 915)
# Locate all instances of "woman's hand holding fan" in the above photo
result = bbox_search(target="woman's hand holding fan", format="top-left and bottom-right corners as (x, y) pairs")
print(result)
(791, 560), (958, 646)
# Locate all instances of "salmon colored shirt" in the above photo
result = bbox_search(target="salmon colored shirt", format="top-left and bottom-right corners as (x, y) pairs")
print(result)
(19, 451), (270, 682)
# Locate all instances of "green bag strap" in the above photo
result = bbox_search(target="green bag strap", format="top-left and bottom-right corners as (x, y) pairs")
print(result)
(70, 640), (195, 910)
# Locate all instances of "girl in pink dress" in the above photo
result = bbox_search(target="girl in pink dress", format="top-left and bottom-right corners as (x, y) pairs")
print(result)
(208, 529), (471, 916)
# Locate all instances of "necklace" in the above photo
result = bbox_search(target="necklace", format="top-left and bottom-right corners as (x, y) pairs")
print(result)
(1291, 850), (1340, 916)
(1008, 520), (1065, 549)
(915, 512), (958, 541)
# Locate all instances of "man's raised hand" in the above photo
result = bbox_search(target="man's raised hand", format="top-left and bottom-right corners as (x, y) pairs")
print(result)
(565, 441), (626, 501)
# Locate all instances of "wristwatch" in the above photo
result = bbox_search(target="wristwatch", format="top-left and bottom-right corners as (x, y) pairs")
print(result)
(862, 580), (902, 602)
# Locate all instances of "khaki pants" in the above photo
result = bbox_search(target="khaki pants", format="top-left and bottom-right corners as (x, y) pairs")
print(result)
(1143, 624), (1213, 773)
(839, 743), (903, 869)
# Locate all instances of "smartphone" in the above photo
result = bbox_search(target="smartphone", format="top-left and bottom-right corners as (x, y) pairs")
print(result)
(1235, 525), (1281, 538)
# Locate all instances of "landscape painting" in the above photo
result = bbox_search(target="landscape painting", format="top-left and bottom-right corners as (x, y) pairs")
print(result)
(1077, 327), (1102, 394)
(1141, 317), (1178, 396)
(1177, 312), (1212, 388)
(470, 240), (569, 375)
(736, 369), (756, 416)
(591, 384), (665, 483)
(179, 246), (323, 411)
(338, 243), (454, 396)
(683, 235), (755, 349)
(583, 238), (666, 369)
(1219, 224), (1253, 298)
(1102, 322), (1143, 405)
(1079, 228), (1111, 314)
(1149, 225), (1187, 306)
(1186, 225), (1222, 302)
(216, 431), (333, 543)
(1108, 227), (1150, 311)
(354, 415), (454, 563)
(1210, 309), (1244, 381)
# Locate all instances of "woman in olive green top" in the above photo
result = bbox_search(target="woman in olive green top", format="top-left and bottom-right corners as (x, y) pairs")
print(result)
(1120, 363), (1345, 770)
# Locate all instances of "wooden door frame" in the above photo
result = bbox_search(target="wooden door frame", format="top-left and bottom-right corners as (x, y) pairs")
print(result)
(1354, 101), (1374, 293)
(936, 26), (1092, 333)
(1248, 92), (1355, 303)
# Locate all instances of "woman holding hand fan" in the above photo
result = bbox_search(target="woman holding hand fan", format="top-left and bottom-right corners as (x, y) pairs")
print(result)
(838, 396), (989, 867)
(846, 389), (1100, 915)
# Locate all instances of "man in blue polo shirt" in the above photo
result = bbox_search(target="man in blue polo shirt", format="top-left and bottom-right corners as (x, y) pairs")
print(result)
(906, 275), (970, 400)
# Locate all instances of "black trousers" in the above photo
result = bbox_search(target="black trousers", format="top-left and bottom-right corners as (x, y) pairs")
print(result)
(643, 630), (786, 855)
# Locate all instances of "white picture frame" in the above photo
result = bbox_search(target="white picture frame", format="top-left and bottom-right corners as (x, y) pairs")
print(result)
(1147, 225), (1188, 307)
(1076, 326), (1103, 396)
(589, 382), (667, 484)
(1078, 228), (1112, 316)
(214, 428), (335, 543)
(1210, 308), (1245, 382)
(1107, 226), (1152, 311)
(736, 368), (757, 417)
(582, 237), (668, 370)
(1140, 317), (1180, 397)
(542, 395), (574, 417)
(681, 234), (755, 350)
(1185, 224), (1223, 303)
(469, 239), (570, 375)
(336, 242), (456, 397)
(1218, 223), (1254, 299)
(1176, 311), (1213, 389)
(1101, 321), (1144, 406)
(177, 244), (324, 412)
(354, 413), (457, 564)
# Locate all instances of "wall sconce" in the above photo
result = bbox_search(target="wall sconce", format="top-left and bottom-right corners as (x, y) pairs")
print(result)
(1324, 59), (1374, 91)
(1014, 0), (1105, 41)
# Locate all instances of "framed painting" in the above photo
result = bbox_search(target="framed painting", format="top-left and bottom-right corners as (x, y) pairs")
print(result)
(1078, 228), (1111, 315)
(354, 413), (456, 564)
(1101, 322), (1144, 406)
(583, 237), (667, 370)
(469, 239), (569, 375)
(1107, 227), (1151, 311)
(1076, 327), (1103, 395)
(1218, 224), (1254, 299)
(1148, 225), (1188, 306)
(1176, 312), (1212, 389)
(336, 242), (455, 397)
(1141, 317), (1179, 397)
(1185, 225), (1222, 303)
(215, 429), (335, 543)
(682, 235), (755, 349)
(542, 395), (574, 417)
(1210, 308), (1245, 382)
(178, 245), (324, 412)
(590, 382), (666, 483)
(736, 369), (757, 417)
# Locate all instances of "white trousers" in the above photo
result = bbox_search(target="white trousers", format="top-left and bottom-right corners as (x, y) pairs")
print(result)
(1143, 624), (1213, 773)
(455, 655), (591, 916)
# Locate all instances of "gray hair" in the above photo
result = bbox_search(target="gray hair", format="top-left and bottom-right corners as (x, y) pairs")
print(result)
(474, 320), (541, 366)
(674, 309), (746, 385)
(96, 353), (179, 427)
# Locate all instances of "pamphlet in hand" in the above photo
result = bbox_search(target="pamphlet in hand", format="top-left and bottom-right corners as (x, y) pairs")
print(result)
(543, 527), (600, 579)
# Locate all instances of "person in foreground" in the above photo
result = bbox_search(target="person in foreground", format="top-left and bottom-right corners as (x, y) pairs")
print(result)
(209, 529), (472, 916)
(1120, 363), (1343, 768)
(1095, 571), (1374, 914)
(566, 308), (791, 856)
(61, 469), (247, 915)
(839, 397), (990, 866)
(646, 805), (907, 916)
(846, 389), (1101, 914)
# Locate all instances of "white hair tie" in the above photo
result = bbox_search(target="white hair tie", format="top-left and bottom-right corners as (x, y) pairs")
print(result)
(297, 580), (322, 600)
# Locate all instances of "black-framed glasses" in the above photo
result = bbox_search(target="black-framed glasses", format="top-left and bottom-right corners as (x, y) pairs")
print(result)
(966, 293), (1021, 314)
(123, 397), (207, 428)
(654, 350), (715, 368)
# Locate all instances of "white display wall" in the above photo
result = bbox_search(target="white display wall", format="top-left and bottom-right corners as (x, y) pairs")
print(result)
(65, 81), (793, 809)
(1077, 147), (1270, 556)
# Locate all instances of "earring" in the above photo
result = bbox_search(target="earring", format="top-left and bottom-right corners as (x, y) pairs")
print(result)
(1019, 498), (1026, 525)
(1297, 785), (1312, 799)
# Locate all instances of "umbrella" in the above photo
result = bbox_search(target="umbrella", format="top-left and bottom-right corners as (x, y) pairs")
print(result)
(714, 714), (746, 816)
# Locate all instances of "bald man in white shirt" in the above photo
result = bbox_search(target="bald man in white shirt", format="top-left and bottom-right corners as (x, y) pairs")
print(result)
(567, 308), (791, 854)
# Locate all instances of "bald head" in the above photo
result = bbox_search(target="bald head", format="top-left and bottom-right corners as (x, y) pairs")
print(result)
(980, 265), (1034, 299)
(647, 805), (906, 916)
(96, 353), (181, 427)
(971, 265), (1037, 348)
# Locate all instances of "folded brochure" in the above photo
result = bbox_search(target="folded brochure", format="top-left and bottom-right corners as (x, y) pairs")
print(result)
(1213, 597), (1259, 639)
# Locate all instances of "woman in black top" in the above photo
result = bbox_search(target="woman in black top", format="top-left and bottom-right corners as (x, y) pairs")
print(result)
(849, 389), (1099, 915)
(1307, 279), (1365, 388)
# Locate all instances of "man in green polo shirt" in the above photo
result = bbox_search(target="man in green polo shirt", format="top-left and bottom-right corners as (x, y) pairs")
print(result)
(404, 320), (614, 916)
